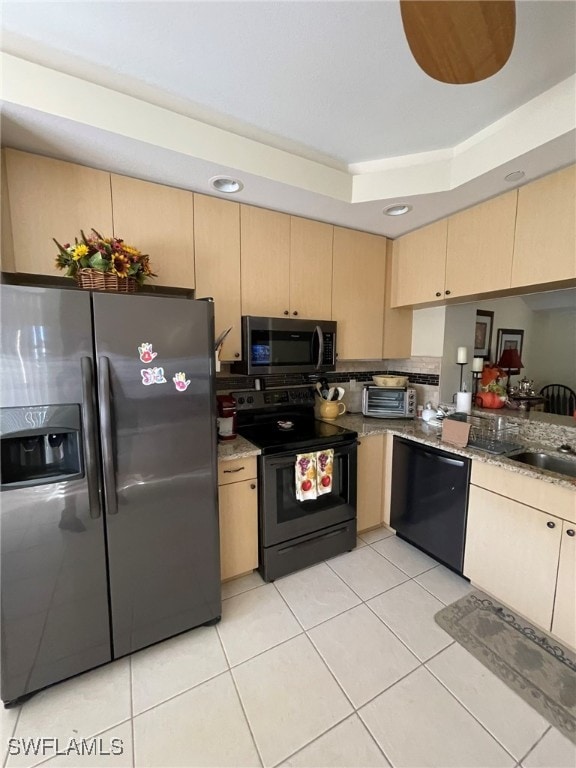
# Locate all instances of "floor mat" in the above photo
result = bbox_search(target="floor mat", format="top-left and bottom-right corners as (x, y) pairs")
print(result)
(435, 590), (576, 744)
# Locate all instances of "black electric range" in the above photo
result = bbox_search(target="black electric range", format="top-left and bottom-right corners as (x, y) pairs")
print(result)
(232, 388), (357, 455)
(231, 387), (358, 581)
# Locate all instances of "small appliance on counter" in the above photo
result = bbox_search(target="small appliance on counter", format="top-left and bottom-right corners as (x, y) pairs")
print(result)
(216, 394), (237, 441)
(362, 385), (416, 419)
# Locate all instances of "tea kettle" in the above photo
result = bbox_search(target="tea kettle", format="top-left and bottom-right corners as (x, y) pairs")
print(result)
(513, 377), (535, 396)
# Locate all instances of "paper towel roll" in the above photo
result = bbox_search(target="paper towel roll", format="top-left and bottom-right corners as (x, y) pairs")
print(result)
(456, 391), (472, 414)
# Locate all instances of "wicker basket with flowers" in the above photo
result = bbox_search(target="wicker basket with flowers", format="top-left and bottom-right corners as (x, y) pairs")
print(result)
(54, 229), (156, 292)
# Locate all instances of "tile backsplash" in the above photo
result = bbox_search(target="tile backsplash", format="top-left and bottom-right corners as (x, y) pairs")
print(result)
(216, 356), (441, 405)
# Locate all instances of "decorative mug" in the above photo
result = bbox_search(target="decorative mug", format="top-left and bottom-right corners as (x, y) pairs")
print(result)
(319, 401), (347, 421)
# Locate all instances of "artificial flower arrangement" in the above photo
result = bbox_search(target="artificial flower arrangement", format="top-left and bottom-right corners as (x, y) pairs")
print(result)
(54, 229), (156, 286)
(476, 364), (508, 408)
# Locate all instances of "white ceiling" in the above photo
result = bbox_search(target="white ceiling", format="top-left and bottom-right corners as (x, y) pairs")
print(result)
(1, 0), (575, 237)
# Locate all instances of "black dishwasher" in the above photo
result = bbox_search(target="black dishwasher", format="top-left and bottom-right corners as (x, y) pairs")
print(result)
(390, 437), (471, 574)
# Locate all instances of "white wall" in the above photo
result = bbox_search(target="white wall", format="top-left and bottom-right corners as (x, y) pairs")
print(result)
(411, 307), (446, 356)
(475, 296), (536, 373)
(437, 294), (576, 402)
(440, 304), (477, 401)
(529, 311), (576, 391)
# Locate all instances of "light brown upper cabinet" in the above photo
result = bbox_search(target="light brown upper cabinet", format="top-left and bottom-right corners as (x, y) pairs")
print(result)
(2, 149), (113, 276)
(110, 174), (195, 289)
(194, 194), (242, 361)
(289, 216), (333, 320)
(240, 205), (290, 317)
(390, 219), (448, 307)
(332, 227), (386, 359)
(382, 240), (413, 358)
(446, 190), (517, 297)
(512, 164), (576, 288)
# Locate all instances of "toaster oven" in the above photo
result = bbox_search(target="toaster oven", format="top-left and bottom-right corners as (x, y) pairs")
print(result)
(362, 385), (417, 419)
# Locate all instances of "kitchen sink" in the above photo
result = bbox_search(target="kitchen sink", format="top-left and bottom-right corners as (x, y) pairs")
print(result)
(507, 452), (576, 478)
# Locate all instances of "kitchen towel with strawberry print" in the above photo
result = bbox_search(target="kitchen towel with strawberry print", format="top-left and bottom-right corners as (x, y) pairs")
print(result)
(295, 453), (317, 501)
(316, 449), (334, 495)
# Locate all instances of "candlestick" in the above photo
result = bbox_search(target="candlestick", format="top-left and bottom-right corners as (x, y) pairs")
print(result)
(457, 346), (468, 364)
(457, 363), (467, 392)
(472, 370), (482, 403)
(472, 357), (484, 372)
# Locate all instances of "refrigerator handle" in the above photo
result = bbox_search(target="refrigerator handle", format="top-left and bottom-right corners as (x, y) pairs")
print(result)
(81, 357), (102, 519)
(98, 356), (118, 516)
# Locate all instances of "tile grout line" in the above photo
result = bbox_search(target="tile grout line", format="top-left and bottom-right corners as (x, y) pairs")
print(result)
(131, 668), (232, 720)
(2, 704), (22, 768)
(272, 567), (361, 632)
(516, 725), (553, 766)
(213, 627), (265, 768)
(270, 711), (390, 768)
(272, 558), (459, 767)
(362, 585), (451, 663)
(227, 672), (265, 768)
(367, 540), (440, 580)
(323, 554), (410, 603)
(424, 661), (529, 764)
(129, 656), (135, 768)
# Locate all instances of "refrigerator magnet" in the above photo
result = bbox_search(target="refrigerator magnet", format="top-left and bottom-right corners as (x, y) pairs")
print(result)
(173, 372), (190, 392)
(138, 343), (158, 363)
(141, 367), (167, 386)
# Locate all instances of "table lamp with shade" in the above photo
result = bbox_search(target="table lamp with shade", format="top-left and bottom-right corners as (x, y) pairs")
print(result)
(497, 348), (524, 395)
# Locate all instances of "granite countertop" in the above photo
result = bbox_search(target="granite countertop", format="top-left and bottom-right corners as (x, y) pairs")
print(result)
(217, 412), (576, 491)
(334, 412), (576, 491)
(217, 435), (261, 461)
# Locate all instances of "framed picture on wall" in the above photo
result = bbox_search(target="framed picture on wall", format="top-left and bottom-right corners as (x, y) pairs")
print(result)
(496, 328), (524, 374)
(474, 310), (494, 360)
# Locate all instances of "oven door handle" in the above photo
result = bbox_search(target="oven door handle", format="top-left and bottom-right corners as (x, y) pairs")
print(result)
(314, 325), (324, 369)
(265, 440), (358, 466)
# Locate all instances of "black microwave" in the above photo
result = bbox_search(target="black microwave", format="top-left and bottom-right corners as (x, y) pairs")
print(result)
(232, 316), (337, 375)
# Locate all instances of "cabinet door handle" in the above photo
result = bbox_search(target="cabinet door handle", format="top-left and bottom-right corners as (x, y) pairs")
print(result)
(547, 521), (556, 529)
(567, 529), (575, 537)
(435, 292), (441, 297)
(445, 289), (451, 295)
(283, 310), (289, 316)
(250, 483), (256, 490)
(292, 311), (298, 316)
(234, 352), (240, 358)
(224, 466), (244, 473)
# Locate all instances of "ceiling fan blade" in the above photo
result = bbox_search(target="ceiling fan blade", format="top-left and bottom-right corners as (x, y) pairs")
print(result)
(400, 0), (516, 84)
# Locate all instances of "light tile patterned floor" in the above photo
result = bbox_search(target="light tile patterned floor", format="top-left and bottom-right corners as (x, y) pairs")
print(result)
(2, 528), (575, 768)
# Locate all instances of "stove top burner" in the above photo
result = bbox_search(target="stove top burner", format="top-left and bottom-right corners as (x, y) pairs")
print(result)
(236, 415), (356, 454)
(231, 387), (357, 454)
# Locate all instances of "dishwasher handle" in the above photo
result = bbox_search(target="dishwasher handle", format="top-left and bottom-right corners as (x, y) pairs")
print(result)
(420, 449), (467, 468)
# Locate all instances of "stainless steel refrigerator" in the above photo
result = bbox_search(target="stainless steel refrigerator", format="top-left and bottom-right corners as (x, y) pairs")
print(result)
(0, 285), (221, 706)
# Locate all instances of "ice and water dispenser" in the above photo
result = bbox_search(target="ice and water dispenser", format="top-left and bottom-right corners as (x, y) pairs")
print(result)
(0, 405), (83, 488)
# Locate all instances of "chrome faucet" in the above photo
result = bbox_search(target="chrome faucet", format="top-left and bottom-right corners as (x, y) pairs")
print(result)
(558, 444), (574, 454)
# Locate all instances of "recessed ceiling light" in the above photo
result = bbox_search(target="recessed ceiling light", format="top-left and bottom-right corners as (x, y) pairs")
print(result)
(210, 176), (244, 193)
(504, 170), (525, 182)
(383, 204), (413, 216)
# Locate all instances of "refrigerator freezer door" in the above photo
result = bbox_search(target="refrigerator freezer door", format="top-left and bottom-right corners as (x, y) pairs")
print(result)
(92, 293), (221, 656)
(0, 286), (111, 704)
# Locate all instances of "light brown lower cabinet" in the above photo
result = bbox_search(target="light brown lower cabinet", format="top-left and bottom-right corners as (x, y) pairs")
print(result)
(356, 434), (385, 533)
(464, 473), (576, 648)
(218, 457), (259, 581)
(552, 520), (576, 648)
